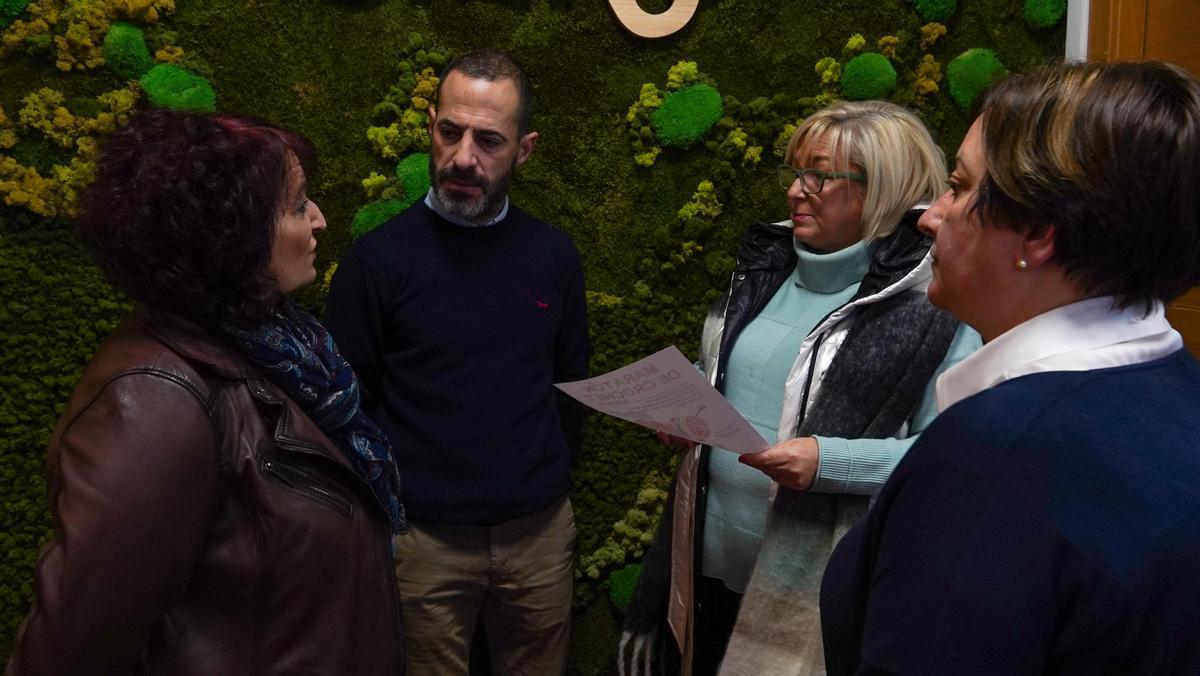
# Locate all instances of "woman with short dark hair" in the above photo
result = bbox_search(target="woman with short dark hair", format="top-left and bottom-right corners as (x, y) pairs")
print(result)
(821, 60), (1200, 674)
(7, 108), (406, 674)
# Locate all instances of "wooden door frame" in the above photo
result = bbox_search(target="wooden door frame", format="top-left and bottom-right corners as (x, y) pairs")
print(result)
(1087, 0), (1147, 61)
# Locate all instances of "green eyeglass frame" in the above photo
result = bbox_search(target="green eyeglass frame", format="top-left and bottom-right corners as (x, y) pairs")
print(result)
(776, 164), (867, 194)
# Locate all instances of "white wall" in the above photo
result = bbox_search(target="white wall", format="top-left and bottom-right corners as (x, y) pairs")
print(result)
(1066, 0), (1090, 62)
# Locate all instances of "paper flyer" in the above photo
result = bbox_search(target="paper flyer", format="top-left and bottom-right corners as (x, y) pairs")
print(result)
(555, 346), (769, 454)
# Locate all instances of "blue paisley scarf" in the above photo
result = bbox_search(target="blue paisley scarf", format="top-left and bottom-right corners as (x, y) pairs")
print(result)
(227, 301), (406, 534)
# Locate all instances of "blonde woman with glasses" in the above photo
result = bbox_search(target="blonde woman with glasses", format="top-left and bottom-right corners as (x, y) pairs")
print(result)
(621, 100), (980, 675)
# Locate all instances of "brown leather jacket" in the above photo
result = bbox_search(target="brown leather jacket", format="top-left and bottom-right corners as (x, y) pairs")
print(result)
(7, 308), (404, 675)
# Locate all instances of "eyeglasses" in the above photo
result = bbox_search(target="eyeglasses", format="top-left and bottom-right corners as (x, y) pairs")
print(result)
(776, 164), (867, 194)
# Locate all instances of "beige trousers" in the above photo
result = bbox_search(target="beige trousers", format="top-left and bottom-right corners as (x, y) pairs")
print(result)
(394, 497), (575, 676)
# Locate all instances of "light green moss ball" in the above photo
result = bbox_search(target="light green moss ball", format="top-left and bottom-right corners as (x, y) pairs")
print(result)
(947, 48), (1007, 112)
(140, 64), (217, 113)
(841, 53), (898, 101)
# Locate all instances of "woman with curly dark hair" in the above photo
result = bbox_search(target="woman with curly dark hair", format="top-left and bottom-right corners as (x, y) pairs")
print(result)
(7, 108), (406, 675)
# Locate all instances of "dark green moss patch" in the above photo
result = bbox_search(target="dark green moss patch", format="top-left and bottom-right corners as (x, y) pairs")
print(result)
(1024, 0), (1066, 28)
(102, 23), (153, 80)
(652, 83), (723, 148)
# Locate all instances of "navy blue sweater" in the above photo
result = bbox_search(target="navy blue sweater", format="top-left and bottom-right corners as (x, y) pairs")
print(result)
(325, 201), (589, 525)
(821, 349), (1200, 675)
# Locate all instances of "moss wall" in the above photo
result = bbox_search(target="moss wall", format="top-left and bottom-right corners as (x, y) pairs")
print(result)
(0, 0), (1062, 671)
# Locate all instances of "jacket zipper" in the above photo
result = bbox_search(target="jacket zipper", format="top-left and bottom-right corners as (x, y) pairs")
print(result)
(252, 381), (404, 527)
(795, 332), (826, 431)
(261, 457), (355, 519)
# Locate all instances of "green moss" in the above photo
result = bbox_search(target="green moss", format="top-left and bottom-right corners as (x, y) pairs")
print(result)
(102, 23), (153, 80)
(913, 0), (956, 23)
(947, 48), (1007, 112)
(0, 0), (29, 27)
(1024, 0), (1066, 28)
(607, 563), (641, 612)
(0, 225), (128, 650)
(139, 64), (217, 113)
(395, 152), (430, 207)
(666, 60), (704, 91)
(841, 52), (897, 100)
(568, 592), (624, 676)
(351, 199), (406, 239)
(652, 84), (724, 149)
(1, 0), (1066, 665)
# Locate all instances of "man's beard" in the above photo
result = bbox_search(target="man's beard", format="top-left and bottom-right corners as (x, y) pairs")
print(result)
(430, 160), (514, 223)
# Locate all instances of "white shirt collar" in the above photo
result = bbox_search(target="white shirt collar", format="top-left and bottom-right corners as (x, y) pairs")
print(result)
(424, 189), (509, 227)
(936, 295), (1183, 411)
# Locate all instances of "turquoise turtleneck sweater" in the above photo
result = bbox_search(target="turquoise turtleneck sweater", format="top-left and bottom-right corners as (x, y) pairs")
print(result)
(700, 238), (980, 593)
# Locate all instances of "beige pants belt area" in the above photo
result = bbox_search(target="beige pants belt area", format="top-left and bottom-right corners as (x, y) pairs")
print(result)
(394, 497), (576, 676)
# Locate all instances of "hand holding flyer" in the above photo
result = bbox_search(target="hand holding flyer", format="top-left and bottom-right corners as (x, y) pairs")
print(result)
(555, 346), (768, 454)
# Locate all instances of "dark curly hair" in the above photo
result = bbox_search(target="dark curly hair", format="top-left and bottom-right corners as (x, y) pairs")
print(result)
(77, 108), (316, 328)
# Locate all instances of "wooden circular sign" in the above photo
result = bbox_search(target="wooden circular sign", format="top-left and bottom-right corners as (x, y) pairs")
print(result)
(608, 0), (700, 38)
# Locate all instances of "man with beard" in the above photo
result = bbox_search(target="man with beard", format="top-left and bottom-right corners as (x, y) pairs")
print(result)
(325, 49), (589, 675)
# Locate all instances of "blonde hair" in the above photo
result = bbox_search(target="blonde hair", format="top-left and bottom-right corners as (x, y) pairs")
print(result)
(785, 100), (947, 242)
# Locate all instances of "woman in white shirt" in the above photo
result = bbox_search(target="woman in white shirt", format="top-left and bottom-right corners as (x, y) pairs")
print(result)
(820, 60), (1200, 675)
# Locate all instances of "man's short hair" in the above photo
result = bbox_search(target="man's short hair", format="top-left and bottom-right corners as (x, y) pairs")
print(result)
(438, 48), (534, 136)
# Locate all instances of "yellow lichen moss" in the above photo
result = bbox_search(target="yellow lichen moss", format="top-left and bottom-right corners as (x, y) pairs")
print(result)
(774, 120), (800, 158)
(365, 124), (403, 160)
(626, 83), (662, 124)
(577, 471), (670, 580)
(18, 84), (139, 149)
(844, 33), (866, 54)
(878, 35), (900, 60)
(123, 0), (174, 23)
(815, 56), (841, 86)
(3, 85), (137, 217)
(365, 68), (437, 159)
(913, 54), (943, 97)
(361, 171), (390, 199)
(633, 147), (660, 168)
(51, 136), (100, 217)
(404, 68), (438, 113)
(665, 60), (700, 91)
(0, 155), (61, 217)
(585, 290), (625, 308)
(0, 0), (58, 55)
(0, 105), (16, 150)
(321, 262), (339, 296)
(53, 2), (108, 71)
(677, 180), (722, 221)
(154, 44), (184, 63)
(920, 22), (947, 51)
(3, 0), (173, 71)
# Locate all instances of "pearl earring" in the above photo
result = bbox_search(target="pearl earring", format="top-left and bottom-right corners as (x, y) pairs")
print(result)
(1016, 258), (1029, 271)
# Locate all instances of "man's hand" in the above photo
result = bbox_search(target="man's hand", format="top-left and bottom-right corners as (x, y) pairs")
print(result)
(738, 437), (820, 491)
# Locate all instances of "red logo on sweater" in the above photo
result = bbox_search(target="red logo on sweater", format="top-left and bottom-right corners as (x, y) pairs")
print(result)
(536, 300), (550, 310)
